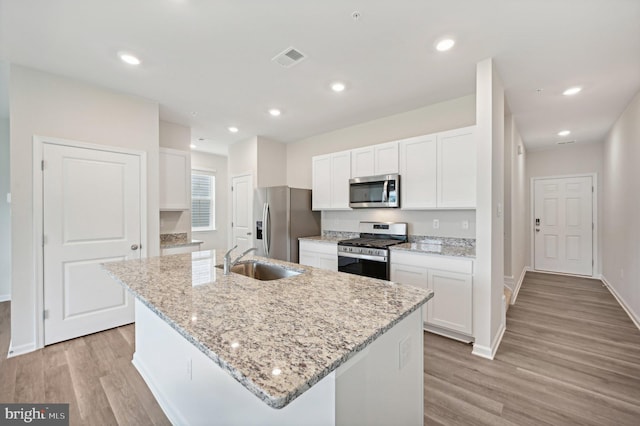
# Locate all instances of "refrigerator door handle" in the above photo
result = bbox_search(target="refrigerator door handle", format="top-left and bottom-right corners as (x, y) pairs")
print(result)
(263, 202), (270, 256)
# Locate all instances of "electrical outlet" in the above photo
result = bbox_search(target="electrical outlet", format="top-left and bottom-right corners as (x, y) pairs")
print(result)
(186, 357), (192, 381)
(399, 336), (412, 369)
(433, 219), (440, 229)
(6, 193), (10, 203)
(462, 220), (469, 230)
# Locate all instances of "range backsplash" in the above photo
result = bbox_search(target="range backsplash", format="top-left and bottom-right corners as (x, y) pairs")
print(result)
(321, 209), (476, 239)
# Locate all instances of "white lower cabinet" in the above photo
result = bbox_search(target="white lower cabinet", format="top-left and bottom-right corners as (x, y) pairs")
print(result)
(299, 240), (338, 271)
(390, 251), (473, 340)
(161, 244), (202, 256)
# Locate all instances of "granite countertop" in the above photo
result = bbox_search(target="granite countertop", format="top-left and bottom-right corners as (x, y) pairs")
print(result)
(103, 251), (433, 409)
(391, 242), (476, 258)
(160, 232), (203, 249)
(298, 235), (342, 243)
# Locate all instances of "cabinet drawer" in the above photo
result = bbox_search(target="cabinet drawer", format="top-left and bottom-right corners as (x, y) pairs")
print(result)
(391, 251), (473, 274)
(299, 240), (337, 256)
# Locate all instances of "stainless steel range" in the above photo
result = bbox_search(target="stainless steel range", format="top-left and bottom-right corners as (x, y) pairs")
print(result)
(337, 222), (407, 280)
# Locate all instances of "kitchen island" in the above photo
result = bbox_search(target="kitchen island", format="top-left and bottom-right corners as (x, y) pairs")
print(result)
(104, 250), (433, 425)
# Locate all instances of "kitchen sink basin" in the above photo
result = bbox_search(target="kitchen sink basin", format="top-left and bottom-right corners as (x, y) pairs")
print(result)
(216, 261), (303, 281)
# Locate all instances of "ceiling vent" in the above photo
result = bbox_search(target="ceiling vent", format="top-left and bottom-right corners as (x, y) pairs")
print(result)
(272, 47), (306, 68)
(556, 140), (576, 145)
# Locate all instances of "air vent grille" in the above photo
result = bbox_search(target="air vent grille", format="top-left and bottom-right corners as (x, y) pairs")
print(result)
(272, 47), (306, 68)
(556, 140), (576, 145)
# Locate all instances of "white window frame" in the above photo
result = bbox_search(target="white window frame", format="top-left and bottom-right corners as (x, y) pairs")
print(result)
(191, 169), (215, 232)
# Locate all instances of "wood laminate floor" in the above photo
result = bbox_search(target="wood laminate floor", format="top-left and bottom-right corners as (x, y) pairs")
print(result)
(425, 271), (640, 425)
(1, 271), (639, 425)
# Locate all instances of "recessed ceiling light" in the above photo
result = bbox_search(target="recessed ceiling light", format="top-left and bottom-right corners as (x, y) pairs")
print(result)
(269, 108), (281, 117)
(118, 52), (141, 66)
(228, 126), (239, 133)
(563, 87), (582, 96)
(190, 143), (197, 149)
(435, 38), (455, 52)
(331, 82), (346, 92)
(558, 130), (571, 137)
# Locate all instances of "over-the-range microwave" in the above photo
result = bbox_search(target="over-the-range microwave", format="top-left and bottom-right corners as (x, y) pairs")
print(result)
(349, 174), (400, 208)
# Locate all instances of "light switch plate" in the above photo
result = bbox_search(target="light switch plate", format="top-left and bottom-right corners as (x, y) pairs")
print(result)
(5, 193), (10, 203)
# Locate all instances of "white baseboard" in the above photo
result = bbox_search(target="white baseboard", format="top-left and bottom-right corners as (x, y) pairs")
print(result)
(510, 266), (530, 305)
(503, 276), (514, 292)
(7, 340), (37, 358)
(132, 353), (186, 426)
(601, 275), (640, 331)
(0, 294), (10, 302)
(472, 322), (506, 360)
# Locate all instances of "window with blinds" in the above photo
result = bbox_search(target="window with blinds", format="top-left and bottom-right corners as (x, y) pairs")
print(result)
(192, 171), (215, 231)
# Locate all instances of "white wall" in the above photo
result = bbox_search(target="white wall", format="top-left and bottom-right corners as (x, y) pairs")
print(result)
(229, 136), (258, 184)
(602, 89), (640, 325)
(9, 65), (160, 351)
(257, 137), (287, 188)
(191, 151), (228, 251)
(286, 94), (476, 189)
(473, 58), (505, 359)
(508, 121), (527, 290)
(159, 121), (191, 237)
(525, 142), (604, 271)
(0, 118), (10, 301)
(323, 210), (475, 239)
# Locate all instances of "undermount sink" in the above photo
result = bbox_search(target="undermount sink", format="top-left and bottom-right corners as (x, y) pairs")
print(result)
(216, 261), (303, 281)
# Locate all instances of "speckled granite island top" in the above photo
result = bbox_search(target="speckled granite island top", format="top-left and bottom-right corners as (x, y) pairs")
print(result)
(103, 251), (433, 409)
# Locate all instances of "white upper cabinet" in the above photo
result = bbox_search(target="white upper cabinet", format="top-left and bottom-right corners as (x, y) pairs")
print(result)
(159, 148), (190, 211)
(312, 151), (351, 210)
(374, 141), (399, 175)
(351, 141), (399, 178)
(399, 134), (437, 209)
(437, 126), (476, 208)
(399, 126), (476, 210)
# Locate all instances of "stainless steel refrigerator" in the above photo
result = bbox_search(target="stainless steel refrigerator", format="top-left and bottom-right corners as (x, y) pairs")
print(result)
(253, 187), (321, 263)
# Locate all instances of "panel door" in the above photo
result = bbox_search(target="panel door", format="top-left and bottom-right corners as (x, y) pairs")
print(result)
(351, 147), (375, 178)
(374, 141), (399, 175)
(390, 263), (429, 325)
(399, 134), (437, 209)
(330, 151), (352, 209)
(426, 269), (473, 335)
(231, 174), (253, 252)
(312, 155), (331, 210)
(43, 143), (141, 345)
(534, 176), (593, 276)
(437, 126), (476, 208)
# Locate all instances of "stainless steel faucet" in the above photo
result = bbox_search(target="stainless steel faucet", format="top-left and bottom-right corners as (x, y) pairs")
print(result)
(223, 245), (257, 275)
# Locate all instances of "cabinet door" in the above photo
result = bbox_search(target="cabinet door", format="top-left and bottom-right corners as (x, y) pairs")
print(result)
(390, 263), (429, 325)
(160, 148), (190, 210)
(299, 252), (318, 268)
(331, 151), (352, 209)
(426, 269), (472, 335)
(399, 135), (437, 209)
(437, 126), (476, 208)
(312, 155), (332, 210)
(317, 253), (338, 271)
(374, 141), (399, 175)
(351, 147), (375, 178)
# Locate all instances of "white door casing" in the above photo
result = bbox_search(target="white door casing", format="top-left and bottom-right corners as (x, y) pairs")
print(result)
(231, 174), (253, 252)
(43, 143), (142, 345)
(533, 176), (593, 276)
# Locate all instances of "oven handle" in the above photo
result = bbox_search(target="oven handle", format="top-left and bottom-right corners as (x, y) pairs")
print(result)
(338, 252), (387, 262)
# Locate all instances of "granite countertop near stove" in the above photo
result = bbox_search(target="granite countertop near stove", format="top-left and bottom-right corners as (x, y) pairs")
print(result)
(102, 250), (433, 409)
(160, 232), (203, 249)
(298, 235), (342, 243)
(391, 237), (476, 258)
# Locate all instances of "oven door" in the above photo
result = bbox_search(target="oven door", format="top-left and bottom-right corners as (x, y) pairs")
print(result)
(338, 253), (389, 280)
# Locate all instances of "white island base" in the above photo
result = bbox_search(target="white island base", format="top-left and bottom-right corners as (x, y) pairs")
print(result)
(132, 300), (425, 426)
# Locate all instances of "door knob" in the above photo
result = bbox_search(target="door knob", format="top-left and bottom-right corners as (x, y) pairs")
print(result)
(247, 232), (252, 236)
(131, 244), (139, 250)
(535, 228), (540, 233)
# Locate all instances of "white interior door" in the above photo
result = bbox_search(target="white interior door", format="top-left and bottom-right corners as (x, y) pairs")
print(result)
(534, 176), (593, 276)
(43, 143), (141, 345)
(231, 174), (252, 252)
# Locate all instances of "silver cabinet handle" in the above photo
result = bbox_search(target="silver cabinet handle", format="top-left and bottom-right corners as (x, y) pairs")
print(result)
(131, 244), (139, 250)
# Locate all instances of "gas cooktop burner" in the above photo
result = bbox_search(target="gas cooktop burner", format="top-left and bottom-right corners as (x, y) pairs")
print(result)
(338, 238), (404, 249)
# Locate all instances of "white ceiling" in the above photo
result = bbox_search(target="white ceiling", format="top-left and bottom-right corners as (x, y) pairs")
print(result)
(1, 0), (638, 154)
